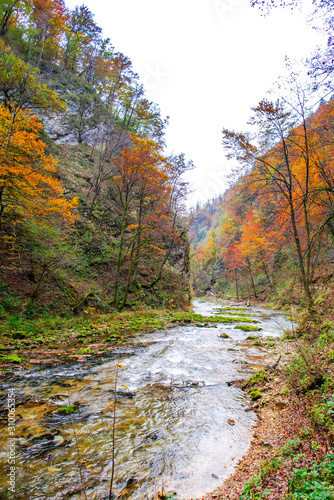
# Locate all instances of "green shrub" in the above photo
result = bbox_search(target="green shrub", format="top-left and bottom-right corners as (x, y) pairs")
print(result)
(260, 457), (283, 480)
(311, 394), (334, 431)
(0, 304), (6, 319)
(281, 437), (302, 457)
(240, 475), (271, 499)
(285, 348), (325, 393)
(289, 454), (334, 499)
(0, 283), (22, 313)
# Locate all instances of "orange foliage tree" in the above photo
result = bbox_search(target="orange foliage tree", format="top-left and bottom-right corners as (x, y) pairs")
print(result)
(0, 105), (77, 231)
(0, 41), (77, 264)
(111, 135), (179, 310)
(220, 94), (334, 304)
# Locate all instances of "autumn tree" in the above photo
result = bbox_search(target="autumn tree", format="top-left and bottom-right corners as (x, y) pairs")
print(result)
(0, 38), (78, 292)
(0, 0), (29, 36)
(109, 135), (182, 310)
(224, 242), (245, 299)
(0, 39), (65, 115)
(223, 99), (313, 303)
(308, 98), (334, 236)
(0, 39), (66, 220)
(27, 0), (68, 68)
(0, 105), (77, 234)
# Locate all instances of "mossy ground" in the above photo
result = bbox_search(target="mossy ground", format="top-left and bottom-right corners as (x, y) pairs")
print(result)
(0, 309), (258, 370)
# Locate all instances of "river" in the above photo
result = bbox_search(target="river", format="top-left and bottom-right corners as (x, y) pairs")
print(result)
(0, 299), (294, 499)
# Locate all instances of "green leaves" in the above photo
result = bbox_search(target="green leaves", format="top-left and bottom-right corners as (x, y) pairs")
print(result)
(289, 454), (334, 499)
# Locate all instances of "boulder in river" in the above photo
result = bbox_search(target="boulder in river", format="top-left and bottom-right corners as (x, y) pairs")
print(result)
(219, 332), (230, 339)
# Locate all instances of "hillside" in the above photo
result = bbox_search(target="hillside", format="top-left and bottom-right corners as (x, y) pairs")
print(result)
(191, 98), (334, 307)
(0, 1), (191, 317)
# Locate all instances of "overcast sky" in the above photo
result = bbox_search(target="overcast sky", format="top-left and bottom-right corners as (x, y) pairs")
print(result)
(66, 0), (326, 207)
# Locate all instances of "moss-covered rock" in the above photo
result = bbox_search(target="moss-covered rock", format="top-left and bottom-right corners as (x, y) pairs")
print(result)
(235, 325), (262, 332)
(243, 370), (268, 389)
(219, 332), (230, 338)
(250, 388), (262, 400)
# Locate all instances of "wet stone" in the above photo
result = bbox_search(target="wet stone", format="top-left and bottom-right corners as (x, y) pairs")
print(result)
(108, 389), (136, 399)
(126, 477), (139, 487)
(42, 402), (89, 428)
(20, 431), (68, 458)
(145, 431), (163, 442)
(275, 400), (288, 409)
(50, 394), (69, 402)
(219, 332), (230, 339)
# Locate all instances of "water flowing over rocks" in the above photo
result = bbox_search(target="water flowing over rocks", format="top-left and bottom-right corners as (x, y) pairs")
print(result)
(0, 299), (294, 499)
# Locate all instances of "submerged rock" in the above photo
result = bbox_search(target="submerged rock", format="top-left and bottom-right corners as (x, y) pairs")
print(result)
(219, 332), (230, 339)
(20, 430), (68, 457)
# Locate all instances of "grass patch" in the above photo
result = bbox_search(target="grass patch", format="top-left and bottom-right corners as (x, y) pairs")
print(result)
(170, 312), (258, 324)
(235, 324), (262, 332)
(1, 308), (261, 365)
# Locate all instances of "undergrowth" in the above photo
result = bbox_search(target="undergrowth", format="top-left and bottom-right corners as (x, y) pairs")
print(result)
(239, 290), (334, 499)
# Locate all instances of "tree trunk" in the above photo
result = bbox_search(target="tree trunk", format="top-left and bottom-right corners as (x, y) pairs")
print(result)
(234, 269), (239, 300)
(247, 258), (257, 298)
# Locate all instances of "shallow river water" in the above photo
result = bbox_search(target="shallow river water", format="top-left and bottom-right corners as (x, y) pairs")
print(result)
(0, 300), (294, 499)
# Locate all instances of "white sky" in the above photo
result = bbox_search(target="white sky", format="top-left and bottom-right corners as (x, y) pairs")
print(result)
(66, 0), (326, 207)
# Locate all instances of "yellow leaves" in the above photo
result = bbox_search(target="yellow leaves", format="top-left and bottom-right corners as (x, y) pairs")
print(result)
(0, 40), (66, 115)
(71, 196), (80, 208)
(0, 104), (77, 227)
(149, 244), (166, 254)
(47, 466), (60, 473)
(116, 364), (124, 368)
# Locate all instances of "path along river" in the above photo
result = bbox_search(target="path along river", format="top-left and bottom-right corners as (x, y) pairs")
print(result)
(0, 300), (294, 499)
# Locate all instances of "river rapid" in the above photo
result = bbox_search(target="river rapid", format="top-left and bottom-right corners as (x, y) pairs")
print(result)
(0, 300), (294, 499)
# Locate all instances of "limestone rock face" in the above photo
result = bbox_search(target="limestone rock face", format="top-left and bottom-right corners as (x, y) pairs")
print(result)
(43, 112), (76, 144)
(41, 99), (104, 146)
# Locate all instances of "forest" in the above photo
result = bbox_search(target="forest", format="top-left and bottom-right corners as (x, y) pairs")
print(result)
(0, 0), (192, 317)
(191, 0), (334, 308)
(2, 1), (334, 500)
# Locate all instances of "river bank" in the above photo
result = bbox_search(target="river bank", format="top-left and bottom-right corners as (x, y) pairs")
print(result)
(199, 291), (334, 500)
(0, 299), (288, 372)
